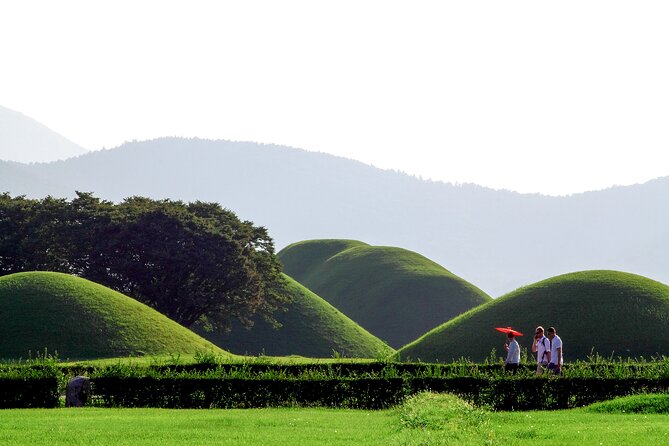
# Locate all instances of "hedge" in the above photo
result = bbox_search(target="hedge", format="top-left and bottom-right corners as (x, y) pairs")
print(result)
(0, 375), (60, 408)
(91, 377), (405, 409)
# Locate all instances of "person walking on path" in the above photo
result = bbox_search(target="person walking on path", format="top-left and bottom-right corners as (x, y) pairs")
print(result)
(532, 326), (551, 375)
(546, 326), (563, 375)
(504, 332), (520, 374)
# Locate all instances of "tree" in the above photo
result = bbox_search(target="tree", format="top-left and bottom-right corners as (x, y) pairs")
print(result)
(0, 192), (289, 331)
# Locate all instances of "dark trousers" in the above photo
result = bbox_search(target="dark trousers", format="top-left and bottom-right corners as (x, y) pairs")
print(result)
(504, 363), (519, 374)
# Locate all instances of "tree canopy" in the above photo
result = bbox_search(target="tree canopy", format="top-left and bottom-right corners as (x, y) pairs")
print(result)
(0, 192), (288, 330)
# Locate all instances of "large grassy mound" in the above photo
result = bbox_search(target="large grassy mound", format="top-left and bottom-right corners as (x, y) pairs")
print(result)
(0, 272), (228, 360)
(279, 240), (491, 348)
(197, 274), (394, 358)
(398, 270), (669, 362)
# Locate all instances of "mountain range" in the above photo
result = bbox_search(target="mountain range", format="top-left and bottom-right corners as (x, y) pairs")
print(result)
(0, 106), (88, 163)
(1, 119), (668, 297)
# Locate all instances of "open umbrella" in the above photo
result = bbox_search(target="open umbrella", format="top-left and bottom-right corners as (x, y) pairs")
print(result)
(495, 326), (524, 336)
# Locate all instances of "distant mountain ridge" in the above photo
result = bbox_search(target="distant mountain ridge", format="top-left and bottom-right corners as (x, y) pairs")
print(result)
(0, 106), (88, 163)
(1, 136), (668, 296)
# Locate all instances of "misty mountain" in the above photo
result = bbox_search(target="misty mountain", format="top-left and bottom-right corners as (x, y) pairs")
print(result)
(0, 105), (88, 163)
(1, 137), (667, 297)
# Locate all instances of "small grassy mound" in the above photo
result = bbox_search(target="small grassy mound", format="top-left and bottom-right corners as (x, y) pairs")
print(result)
(279, 240), (491, 348)
(399, 270), (669, 362)
(0, 272), (228, 360)
(197, 274), (395, 358)
(396, 392), (491, 444)
(586, 394), (669, 414)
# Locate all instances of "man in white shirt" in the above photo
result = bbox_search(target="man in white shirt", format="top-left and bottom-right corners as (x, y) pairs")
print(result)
(532, 326), (551, 375)
(546, 326), (563, 375)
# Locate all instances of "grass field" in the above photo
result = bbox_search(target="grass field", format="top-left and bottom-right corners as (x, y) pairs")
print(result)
(1, 394), (668, 445)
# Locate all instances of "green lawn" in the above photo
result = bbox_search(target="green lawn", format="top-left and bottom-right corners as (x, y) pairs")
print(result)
(2, 393), (669, 446)
(0, 408), (397, 446)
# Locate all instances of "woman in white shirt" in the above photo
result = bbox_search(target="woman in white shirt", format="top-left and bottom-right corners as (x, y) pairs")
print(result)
(504, 332), (520, 374)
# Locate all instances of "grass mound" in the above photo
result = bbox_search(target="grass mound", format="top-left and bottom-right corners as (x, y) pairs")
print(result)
(586, 394), (669, 414)
(399, 270), (669, 362)
(279, 239), (491, 348)
(0, 272), (227, 360)
(197, 274), (395, 358)
(396, 392), (491, 444)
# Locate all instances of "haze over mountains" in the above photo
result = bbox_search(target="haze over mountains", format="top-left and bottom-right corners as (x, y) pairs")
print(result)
(1, 114), (668, 296)
(0, 106), (88, 163)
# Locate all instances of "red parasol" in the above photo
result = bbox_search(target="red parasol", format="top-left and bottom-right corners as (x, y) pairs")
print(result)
(495, 326), (524, 336)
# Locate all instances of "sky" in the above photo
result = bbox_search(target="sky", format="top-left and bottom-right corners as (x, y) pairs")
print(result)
(1, 1), (668, 196)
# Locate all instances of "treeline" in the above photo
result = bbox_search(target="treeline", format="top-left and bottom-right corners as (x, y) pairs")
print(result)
(0, 192), (288, 330)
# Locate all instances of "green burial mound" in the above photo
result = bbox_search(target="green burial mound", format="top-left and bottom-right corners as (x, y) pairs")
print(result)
(0, 271), (228, 360)
(197, 274), (395, 358)
(398, 270), (669, 362)
(279, 239), (491, 348)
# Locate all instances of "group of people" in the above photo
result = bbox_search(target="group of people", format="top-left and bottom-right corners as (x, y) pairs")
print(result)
(503, 326), (563, 375)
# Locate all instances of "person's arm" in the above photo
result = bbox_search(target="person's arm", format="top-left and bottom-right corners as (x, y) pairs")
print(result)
(545, 341), (551, 363)
(557, 347), (562, 366)
(532, 337), (538, 353)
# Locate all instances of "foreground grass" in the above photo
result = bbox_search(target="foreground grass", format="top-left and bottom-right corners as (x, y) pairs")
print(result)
(0, 408), (397, 446)
(395, 393), (669, 445)
(1, 394), (669, 445)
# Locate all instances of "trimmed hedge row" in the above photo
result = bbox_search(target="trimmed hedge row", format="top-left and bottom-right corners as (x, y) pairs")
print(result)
(0, 376), (59, 408)
(89, 374), (669, 410)
(411, 377), (669, 410)
(136, 361), (669, 379)
(91, 377), (405, 409)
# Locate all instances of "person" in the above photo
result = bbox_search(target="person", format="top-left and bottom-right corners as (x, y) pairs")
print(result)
(546, 326), (563, 375)
(532, 326), (551, 375)
(504, 332), (520, 374)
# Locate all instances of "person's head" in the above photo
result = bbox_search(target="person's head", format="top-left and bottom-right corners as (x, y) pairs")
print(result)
(507, 332), (515, 340)
(547, 326), (556, 339)
(535, 326), (544, 338)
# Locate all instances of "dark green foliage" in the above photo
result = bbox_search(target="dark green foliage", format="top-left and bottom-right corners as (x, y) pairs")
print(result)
(91, 375), (404, 409)
(6, 358), (669, 410)
(0, 192), (287, 330)
(400, 270), (669, 361)
(0, 360), (61, 408)
(196, 274), (394, 358)
(0, 376), (59, 408)
(279, 239), (491, 348)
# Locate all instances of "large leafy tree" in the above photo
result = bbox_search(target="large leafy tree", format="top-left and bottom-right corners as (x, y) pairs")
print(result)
(0, 192), (288, 331)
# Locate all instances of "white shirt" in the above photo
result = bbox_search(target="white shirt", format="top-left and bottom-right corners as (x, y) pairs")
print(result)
(506, 339), (520, 364)
(550, 334), (563, 365)
(536, 335), (550, 364)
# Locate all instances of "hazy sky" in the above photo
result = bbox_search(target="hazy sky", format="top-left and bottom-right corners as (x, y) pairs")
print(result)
(1, 1), (668, 195)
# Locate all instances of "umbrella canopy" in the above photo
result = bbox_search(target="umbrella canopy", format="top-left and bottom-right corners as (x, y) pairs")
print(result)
(495, 326), (524, 336)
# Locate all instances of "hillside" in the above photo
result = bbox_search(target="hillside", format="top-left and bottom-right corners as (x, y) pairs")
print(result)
(398, 270), (669, 362)
(196, 274), (394, 358)
(0, 105), (87, 163)
(1, 137), (669, 296)
(0, 272), (228, 360)
(278, 240), (491, 348)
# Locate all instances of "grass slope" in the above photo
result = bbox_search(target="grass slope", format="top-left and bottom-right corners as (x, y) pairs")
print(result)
(279, 239), (491, 348)
(0, 272), (227, 360)
(399, 270), (669, 362)
(197, 274), (394, 358)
